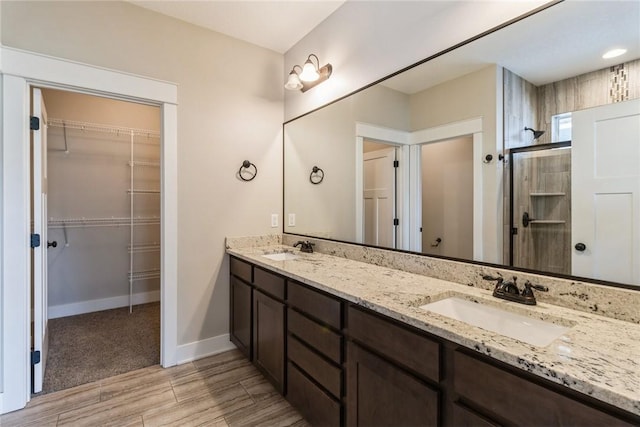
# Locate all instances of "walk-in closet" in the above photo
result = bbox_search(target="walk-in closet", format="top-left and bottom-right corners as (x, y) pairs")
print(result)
(39, 89), (161, 393)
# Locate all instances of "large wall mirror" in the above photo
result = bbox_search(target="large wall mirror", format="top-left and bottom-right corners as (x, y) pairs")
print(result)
(284, 1), (640, 288)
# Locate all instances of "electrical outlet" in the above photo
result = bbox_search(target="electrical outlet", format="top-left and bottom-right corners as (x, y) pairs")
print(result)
(271, 213), (279, 228)
(288, 213), (296, 227)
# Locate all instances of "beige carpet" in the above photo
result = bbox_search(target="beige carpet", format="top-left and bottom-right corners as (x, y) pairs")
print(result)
(41, 302), (160, 394)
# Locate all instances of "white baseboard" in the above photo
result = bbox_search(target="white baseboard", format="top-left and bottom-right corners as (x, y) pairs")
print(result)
(48, 290), (160, 319)
(176, 333), (237, 365)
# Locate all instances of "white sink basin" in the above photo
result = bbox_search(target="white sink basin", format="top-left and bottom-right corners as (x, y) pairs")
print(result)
(419, 297), (571, 347)
(262, 252), (299, 261)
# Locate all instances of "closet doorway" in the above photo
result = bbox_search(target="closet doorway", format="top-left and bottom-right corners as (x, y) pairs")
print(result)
(34, 88), (162, 394)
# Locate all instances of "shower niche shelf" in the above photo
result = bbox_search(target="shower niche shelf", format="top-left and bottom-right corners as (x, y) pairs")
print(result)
(530, 192), (566, 197)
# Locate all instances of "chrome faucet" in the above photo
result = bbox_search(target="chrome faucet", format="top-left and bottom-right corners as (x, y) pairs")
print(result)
(294, 240), (315, 253)
(483, 276), (548, 305)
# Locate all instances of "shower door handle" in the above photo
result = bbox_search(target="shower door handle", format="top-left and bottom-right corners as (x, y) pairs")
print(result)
(574, 242), (586, 252)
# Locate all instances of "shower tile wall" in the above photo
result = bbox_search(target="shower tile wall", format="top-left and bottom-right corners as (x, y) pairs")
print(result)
(512, 150), (571, 275)
(535, 59), (640, 144)
(502, 60), (640, 269)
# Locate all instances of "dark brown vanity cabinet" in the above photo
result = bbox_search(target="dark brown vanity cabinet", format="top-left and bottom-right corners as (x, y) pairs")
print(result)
(286, 280), (344, 427)
(253, 267), (286, 393)
(452, 350), (637, 427)
(229, 259), (640, 427)
(229, 257), (253, 358)
(346, 306), (441, 426)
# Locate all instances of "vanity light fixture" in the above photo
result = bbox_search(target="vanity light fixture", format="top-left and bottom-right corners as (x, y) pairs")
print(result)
(285, 54), (332, 92)
(602, 48), (627, 59)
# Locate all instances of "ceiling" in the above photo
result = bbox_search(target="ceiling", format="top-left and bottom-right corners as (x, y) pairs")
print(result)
(130, 0), (346, 53)
(382, 1), (640, 94)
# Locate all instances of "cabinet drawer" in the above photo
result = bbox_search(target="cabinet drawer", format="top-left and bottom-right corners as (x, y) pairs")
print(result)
(288, 335), (341, 398)
(230, 257), (252, 283)
(287, 362), (341, 427)
(347, 306), (440, 383)
(453, 350), (635, 426)
(254, 267), (285, 300)
(288, 309), (342, 363)
(288, 280), (341, 329)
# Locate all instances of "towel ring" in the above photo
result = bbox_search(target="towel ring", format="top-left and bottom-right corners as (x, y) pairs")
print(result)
(239, 160), (258, 182)
(309, 166), (324, 184)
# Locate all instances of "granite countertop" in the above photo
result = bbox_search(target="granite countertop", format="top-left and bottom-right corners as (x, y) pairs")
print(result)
(227, 244), (640, 416)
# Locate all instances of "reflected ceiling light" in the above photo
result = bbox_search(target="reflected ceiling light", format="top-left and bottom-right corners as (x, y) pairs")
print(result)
(285, 54), (332, 92)
(602, 48), (627, 59)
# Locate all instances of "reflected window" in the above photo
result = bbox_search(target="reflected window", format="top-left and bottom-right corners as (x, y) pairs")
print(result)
(552, 112), (572, 142)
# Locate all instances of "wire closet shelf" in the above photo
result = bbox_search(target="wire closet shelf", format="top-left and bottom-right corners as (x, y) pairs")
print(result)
(47, 118), (161, 139)
(47, 117), (161, 313)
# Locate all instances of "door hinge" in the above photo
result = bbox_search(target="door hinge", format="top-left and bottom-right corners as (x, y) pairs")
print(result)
(420, 227), (423, 232)
(393, 218), (399, 226)
(30, 116), (40, 131)
(31, 233), (41, 248)
(393, 160), (399, 168)
(31, 350), (41, 365)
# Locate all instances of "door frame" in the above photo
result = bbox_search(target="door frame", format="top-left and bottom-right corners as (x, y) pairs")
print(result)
(1, 46), (179, 414)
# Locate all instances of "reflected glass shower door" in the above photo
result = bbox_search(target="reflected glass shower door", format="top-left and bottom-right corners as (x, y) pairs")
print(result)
(509, 142), (571, 275)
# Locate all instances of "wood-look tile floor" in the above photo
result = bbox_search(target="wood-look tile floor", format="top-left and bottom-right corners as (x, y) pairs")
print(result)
(1, 349), (309, 427)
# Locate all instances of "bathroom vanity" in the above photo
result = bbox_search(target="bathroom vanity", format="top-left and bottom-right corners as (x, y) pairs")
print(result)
(227, 239), (640, 426)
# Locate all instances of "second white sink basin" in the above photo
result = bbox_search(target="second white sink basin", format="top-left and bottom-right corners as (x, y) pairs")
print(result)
(262, 252), (299, 261)
(419, 297), (571, 347)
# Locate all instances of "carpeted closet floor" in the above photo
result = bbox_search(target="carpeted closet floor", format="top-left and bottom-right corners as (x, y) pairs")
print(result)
(41, 302), (160, 394)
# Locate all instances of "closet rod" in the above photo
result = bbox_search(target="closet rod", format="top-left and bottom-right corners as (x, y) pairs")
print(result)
(47, 118), (160, 139)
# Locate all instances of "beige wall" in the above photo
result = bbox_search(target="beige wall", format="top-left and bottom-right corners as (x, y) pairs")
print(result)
(410, 65), (502, 264)
(284, 83), (409, 241)
(421, 136), (473, 259)
(2, 1), (284, 346)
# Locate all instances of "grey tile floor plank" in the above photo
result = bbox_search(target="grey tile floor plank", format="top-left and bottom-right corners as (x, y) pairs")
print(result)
(1, 350), (306, 427)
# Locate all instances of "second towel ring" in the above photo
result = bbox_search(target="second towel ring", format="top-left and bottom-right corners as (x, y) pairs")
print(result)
(239, 160), (258, 182)
(310, 166), (324, 184)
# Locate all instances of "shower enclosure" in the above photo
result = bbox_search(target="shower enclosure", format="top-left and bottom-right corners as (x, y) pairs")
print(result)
(509, 142), (571, 275)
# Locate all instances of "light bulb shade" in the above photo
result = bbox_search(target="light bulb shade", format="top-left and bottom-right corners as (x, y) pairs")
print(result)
(299, 59), (320, 82)
(284, 70), (303, 90)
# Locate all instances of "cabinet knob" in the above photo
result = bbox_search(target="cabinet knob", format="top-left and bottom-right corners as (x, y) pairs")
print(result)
(574, 242), (586, 252)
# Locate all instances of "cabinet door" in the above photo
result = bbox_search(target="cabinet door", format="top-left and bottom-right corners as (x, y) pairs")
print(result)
(346, 342), (439, 426)
(230, 276), (252, 358)
(253, 290), (285, 393)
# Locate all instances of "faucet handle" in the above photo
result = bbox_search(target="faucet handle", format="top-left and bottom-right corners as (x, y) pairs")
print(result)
(522, 280), (548, 296)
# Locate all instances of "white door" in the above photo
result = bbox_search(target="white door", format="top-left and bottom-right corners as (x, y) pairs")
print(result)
(363, 147), (396, 248)
(31, 88), (49, 393)
(572, 99), (640, 285)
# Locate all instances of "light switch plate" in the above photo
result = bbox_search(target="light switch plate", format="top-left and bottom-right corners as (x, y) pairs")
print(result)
(288, 213), (296, 227)
(271, 214), (278, 228)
